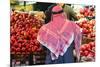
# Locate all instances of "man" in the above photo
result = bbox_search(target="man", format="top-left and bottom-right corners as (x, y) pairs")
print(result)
(45, 3), (78, 24)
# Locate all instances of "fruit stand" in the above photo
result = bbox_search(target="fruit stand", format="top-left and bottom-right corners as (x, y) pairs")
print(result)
(10, 11), (46, 66)
(75, 5), (95, 62)
(10, 1), (96, 66)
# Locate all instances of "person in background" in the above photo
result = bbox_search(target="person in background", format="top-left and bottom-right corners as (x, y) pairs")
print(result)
(37, 5), (82, 64)
(45, 3), (78, 24)
(44, 4), (57, 24)
(57, 3), (78, 21)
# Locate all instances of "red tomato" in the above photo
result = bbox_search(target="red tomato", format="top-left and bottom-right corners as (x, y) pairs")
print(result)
(84, 44), (91, 50)
(80, 45), (86, 51)
(88, 52), (94, 57)
(80, 50), (84, 56)
(10, 12), (43, 54)
(83, 23), (88, 28)
(89, 42), (95, 47)
(84, 50), (89, 56)
(80, 8), (85, 14)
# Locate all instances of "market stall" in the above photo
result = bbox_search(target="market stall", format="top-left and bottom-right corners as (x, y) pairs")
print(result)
(75, 5), (95, 62)
(10, 1), (96, 66)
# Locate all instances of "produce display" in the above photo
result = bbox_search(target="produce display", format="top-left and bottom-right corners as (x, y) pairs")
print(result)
(76, 6), (95, 39)
(75, 5), (96, 62)
(10, 3), (96, 65)
(76, 6), (95, 19)
(10, 11), (43, 55)
(76, 19), (95, 39)
(80, 42), (95, 62)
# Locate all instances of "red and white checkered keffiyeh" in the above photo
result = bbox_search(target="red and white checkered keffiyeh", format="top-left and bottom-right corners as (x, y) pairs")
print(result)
(37, 5), (82, 60)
